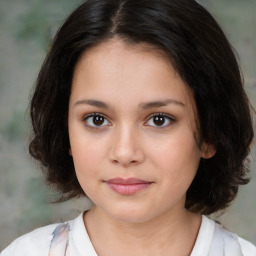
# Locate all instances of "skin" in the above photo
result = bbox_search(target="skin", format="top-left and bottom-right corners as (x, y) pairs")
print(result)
(68, 38), (214, 256)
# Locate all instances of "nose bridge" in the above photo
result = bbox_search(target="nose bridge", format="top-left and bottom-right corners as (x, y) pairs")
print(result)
(110, 122), (144, 166)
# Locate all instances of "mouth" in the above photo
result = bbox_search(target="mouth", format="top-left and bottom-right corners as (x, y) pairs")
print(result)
(104, 178), (153, 196)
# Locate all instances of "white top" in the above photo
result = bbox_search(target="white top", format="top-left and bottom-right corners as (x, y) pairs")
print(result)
(1, 213), (256, 256)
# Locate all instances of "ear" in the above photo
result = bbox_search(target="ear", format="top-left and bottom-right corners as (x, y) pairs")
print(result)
(201, 142), (216, 159)
(69, 148), (73, 156)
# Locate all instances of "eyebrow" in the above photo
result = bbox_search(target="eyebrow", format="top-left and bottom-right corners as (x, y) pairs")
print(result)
(139, 99), (185, 109)
(73, 98), (185, 109)
(73, 99), (110, 109)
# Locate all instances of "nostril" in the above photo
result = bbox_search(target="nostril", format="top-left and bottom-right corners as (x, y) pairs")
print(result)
(111, 157), (140, 167)
(109, 133), (146, 166)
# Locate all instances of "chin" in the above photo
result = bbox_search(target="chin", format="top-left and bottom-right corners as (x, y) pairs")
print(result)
(106, 204), (156, 224)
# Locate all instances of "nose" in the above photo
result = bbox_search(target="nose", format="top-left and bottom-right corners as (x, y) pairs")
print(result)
(109, 125), (145, 167)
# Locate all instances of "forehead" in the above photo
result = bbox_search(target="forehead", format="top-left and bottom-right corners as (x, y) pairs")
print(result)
(71, 38), (196, 111)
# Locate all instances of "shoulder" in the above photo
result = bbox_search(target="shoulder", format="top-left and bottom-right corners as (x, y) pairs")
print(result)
(193, 216), (256, 256)
(238, 237), (256, 256)
(209, 217), (256, 256)
(0, 221), (73, 256)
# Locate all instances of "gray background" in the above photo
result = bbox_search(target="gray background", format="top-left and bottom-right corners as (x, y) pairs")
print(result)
(0, 0), (255, 250)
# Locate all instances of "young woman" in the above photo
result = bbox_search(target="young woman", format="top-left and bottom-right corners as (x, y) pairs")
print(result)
(1, 0), (255, 255)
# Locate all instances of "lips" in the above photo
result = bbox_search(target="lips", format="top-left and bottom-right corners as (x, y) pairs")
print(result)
(105, 178), (153, 196)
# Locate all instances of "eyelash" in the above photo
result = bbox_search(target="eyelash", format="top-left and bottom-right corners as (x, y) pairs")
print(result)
(145, 113), (175, 128)
(83, 113), (111, 129)
(82, 112), (175, 129)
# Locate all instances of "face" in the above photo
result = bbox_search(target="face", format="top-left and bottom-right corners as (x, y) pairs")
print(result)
(68, 39), (207, 223)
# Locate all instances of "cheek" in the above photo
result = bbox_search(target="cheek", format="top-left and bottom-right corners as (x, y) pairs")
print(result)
(70, 138), (106, 199)
(70, 135), (106, 178)
(151, 133), (199, 160)
(148, 130), (201, 179)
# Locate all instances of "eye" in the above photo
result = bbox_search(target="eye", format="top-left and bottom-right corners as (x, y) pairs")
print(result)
(83, 113), (111, 128)
(145, 113), (174, 128)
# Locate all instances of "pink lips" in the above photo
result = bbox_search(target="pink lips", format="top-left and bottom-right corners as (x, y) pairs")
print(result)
(105, 178), (152, 196)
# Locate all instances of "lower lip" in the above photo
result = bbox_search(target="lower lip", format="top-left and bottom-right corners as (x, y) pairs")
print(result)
(106, 183), (152, 196)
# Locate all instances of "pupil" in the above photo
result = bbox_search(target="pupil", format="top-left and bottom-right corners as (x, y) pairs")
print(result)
(154, 116), (165, 126)
(93, 116), (104, 125)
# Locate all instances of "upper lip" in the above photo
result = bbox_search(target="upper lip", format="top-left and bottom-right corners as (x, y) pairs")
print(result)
(105, 178), (152, 185)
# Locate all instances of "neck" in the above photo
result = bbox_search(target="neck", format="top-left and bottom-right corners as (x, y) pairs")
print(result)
(84, 206), (201, 256)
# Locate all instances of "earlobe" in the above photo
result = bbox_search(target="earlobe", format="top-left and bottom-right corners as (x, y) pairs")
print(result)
(201, 143), (216, 159)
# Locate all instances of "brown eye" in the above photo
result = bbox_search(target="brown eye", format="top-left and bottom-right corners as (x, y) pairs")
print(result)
(145, 113), (174, 128)
(84, 113), (111, 128)
(153, 116), (165, 126)
(93, 115), (105, 126)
